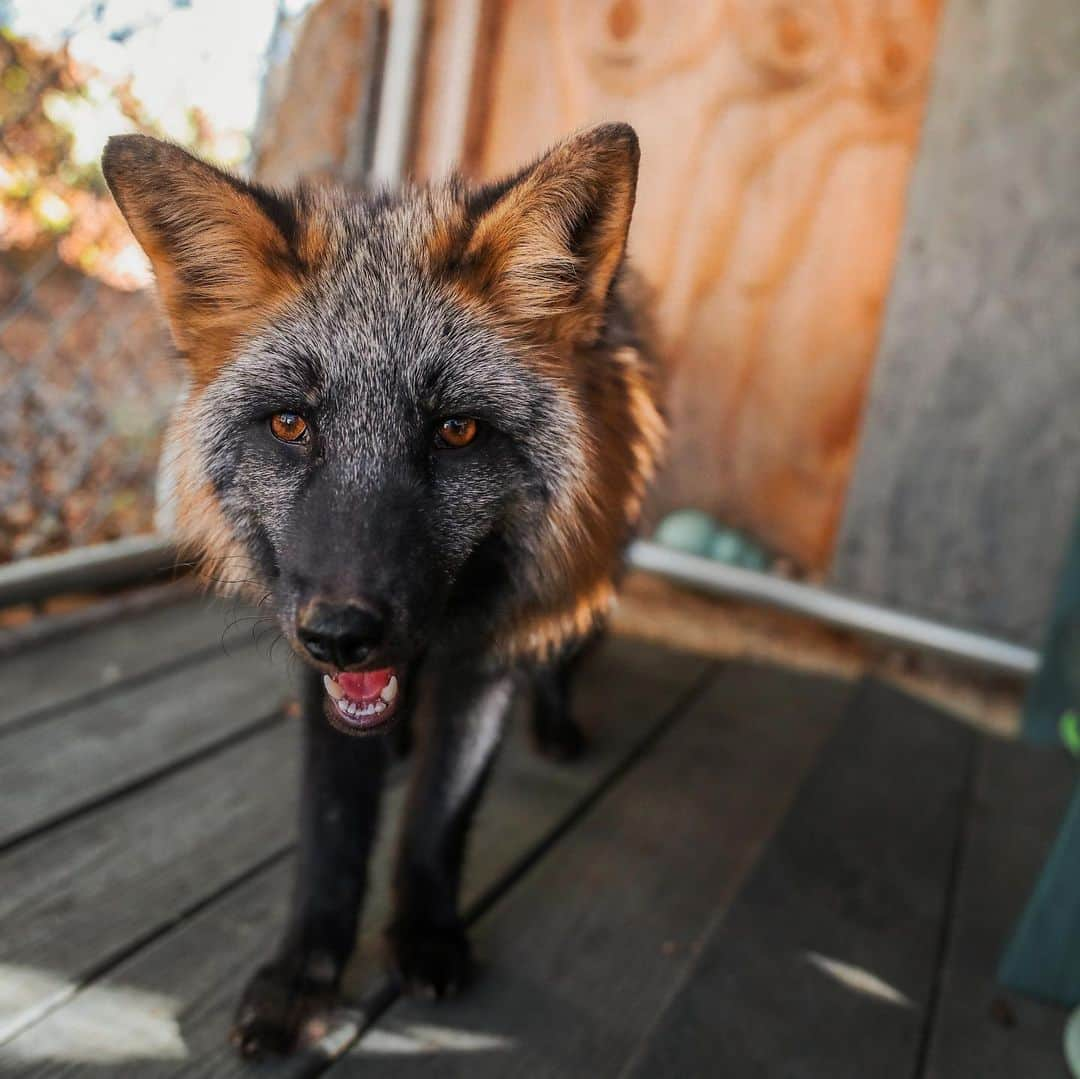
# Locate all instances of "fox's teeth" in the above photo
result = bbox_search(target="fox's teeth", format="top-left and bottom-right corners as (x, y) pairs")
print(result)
(323, 675), (343, 700)
(381, 675), (399, 703)
(330, 686), (393, 724)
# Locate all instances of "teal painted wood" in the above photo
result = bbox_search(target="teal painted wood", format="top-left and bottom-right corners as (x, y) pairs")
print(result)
(1022, 510), (1080, 746)
(1002, 510), (1080, 1008)
(1000, 782), (1080, 1008)
(925, 736), (1073, 1078)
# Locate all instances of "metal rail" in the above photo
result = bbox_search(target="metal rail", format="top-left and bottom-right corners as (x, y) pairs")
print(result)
(0, 535), (177, 609)
(627, 540), (1038, 677)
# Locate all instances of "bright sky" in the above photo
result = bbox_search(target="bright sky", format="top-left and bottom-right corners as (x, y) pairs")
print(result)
(9, 0), (314, 165)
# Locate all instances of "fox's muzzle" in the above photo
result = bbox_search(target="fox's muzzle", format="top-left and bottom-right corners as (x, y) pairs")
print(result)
(275, 466), (445, 673)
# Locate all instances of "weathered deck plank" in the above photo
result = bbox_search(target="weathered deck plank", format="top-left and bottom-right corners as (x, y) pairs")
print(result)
(0, 638), (711, 1078)
(0, 644), (291, 848)
(0, 593), (254, 734)
(334, 664), (851, 1078)
(0, 720), (299, 1047)
(622, 679), (973, 1079)
(0, 859), (295, 1078)
(923, 736), (1074, 1079)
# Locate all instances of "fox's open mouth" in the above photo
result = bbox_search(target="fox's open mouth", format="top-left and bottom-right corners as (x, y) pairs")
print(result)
(322, 667), (400, 734)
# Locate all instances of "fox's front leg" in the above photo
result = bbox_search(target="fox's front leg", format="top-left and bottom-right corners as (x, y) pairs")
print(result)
(231, 667), (389, 1058)
(388, 658), (511, 998)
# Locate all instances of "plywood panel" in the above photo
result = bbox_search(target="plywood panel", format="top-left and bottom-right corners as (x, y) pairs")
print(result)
(413, 0), (942, 568)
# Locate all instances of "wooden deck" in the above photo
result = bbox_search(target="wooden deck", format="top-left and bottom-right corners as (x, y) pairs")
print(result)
(0, 587), (1072, 1077)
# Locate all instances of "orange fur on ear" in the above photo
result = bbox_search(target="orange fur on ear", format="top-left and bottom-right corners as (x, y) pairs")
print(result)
(102, 134), (311, 383)
(457, 123), (640, 344)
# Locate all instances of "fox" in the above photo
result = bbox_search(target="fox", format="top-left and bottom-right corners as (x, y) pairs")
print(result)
(102, 122), (665, 1058)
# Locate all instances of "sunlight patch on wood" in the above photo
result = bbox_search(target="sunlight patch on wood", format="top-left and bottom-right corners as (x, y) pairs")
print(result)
(805, 951), (913, 1007)
(356, 1020), (515, 1055)
(0, 963), (187, 1064)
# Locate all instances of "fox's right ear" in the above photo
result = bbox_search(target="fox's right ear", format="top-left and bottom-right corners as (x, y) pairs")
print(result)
(454, 123), (640, 346)
(102, 134), (313, 383)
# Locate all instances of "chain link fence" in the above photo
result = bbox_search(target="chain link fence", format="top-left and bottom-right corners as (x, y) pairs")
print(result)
(0, 246), (176, 562)
(0, 1), (296, 565)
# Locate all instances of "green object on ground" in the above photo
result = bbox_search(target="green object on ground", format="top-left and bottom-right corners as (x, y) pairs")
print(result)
(706, 528), (743, 565)
(706, 526), (769, 571)
(1023, 510), (1080, 746)
(654, 511), (770, 570)
(1062, 711), (1080, 758)
(736, 540), (768, 571)
(654, 510), (716, 556)
(1065, 1005), (1080, 1077)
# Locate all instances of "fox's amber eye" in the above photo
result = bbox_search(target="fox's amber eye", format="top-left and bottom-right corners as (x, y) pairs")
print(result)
(269, 412), (309, 444)
(436, 417), (478, 449)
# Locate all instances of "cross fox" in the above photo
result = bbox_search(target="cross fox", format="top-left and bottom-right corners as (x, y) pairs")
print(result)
(103, 121), (665, 1057)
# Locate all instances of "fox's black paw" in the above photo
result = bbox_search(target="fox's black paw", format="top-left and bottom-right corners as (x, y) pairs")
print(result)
(533, 714), (588, 762)
(230, 955), (340, 1059)
(387, 920), (473, 999)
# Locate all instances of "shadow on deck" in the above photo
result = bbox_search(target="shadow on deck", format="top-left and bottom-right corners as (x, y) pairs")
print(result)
(0, 586), (1071, 1077)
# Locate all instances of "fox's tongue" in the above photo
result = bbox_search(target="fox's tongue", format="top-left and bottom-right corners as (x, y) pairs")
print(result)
(337, 668), (394, 703)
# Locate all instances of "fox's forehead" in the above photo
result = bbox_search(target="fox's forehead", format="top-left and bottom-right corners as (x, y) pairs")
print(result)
(298, 180), (465, 280)
(231, 186), (553, 419)
(247, 184), (466, 369)
(213, 241), (543, 441)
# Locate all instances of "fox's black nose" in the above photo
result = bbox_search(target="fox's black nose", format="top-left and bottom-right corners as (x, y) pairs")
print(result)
(297, 600), (386, 668)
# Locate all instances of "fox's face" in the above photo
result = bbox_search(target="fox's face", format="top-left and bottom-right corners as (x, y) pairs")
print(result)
(104, 125), (662, 734)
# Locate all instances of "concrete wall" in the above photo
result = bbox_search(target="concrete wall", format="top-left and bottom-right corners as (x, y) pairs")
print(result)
(831, 0), (1080, 645)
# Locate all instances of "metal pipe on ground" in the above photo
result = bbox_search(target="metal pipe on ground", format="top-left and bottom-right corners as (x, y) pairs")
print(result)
(0, 535), (178, 610)
(627, 540), (1038, 678)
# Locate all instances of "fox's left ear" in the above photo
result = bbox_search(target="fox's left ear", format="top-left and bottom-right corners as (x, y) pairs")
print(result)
(459, 123), (640, 344)
(102, 134), (312, 382)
